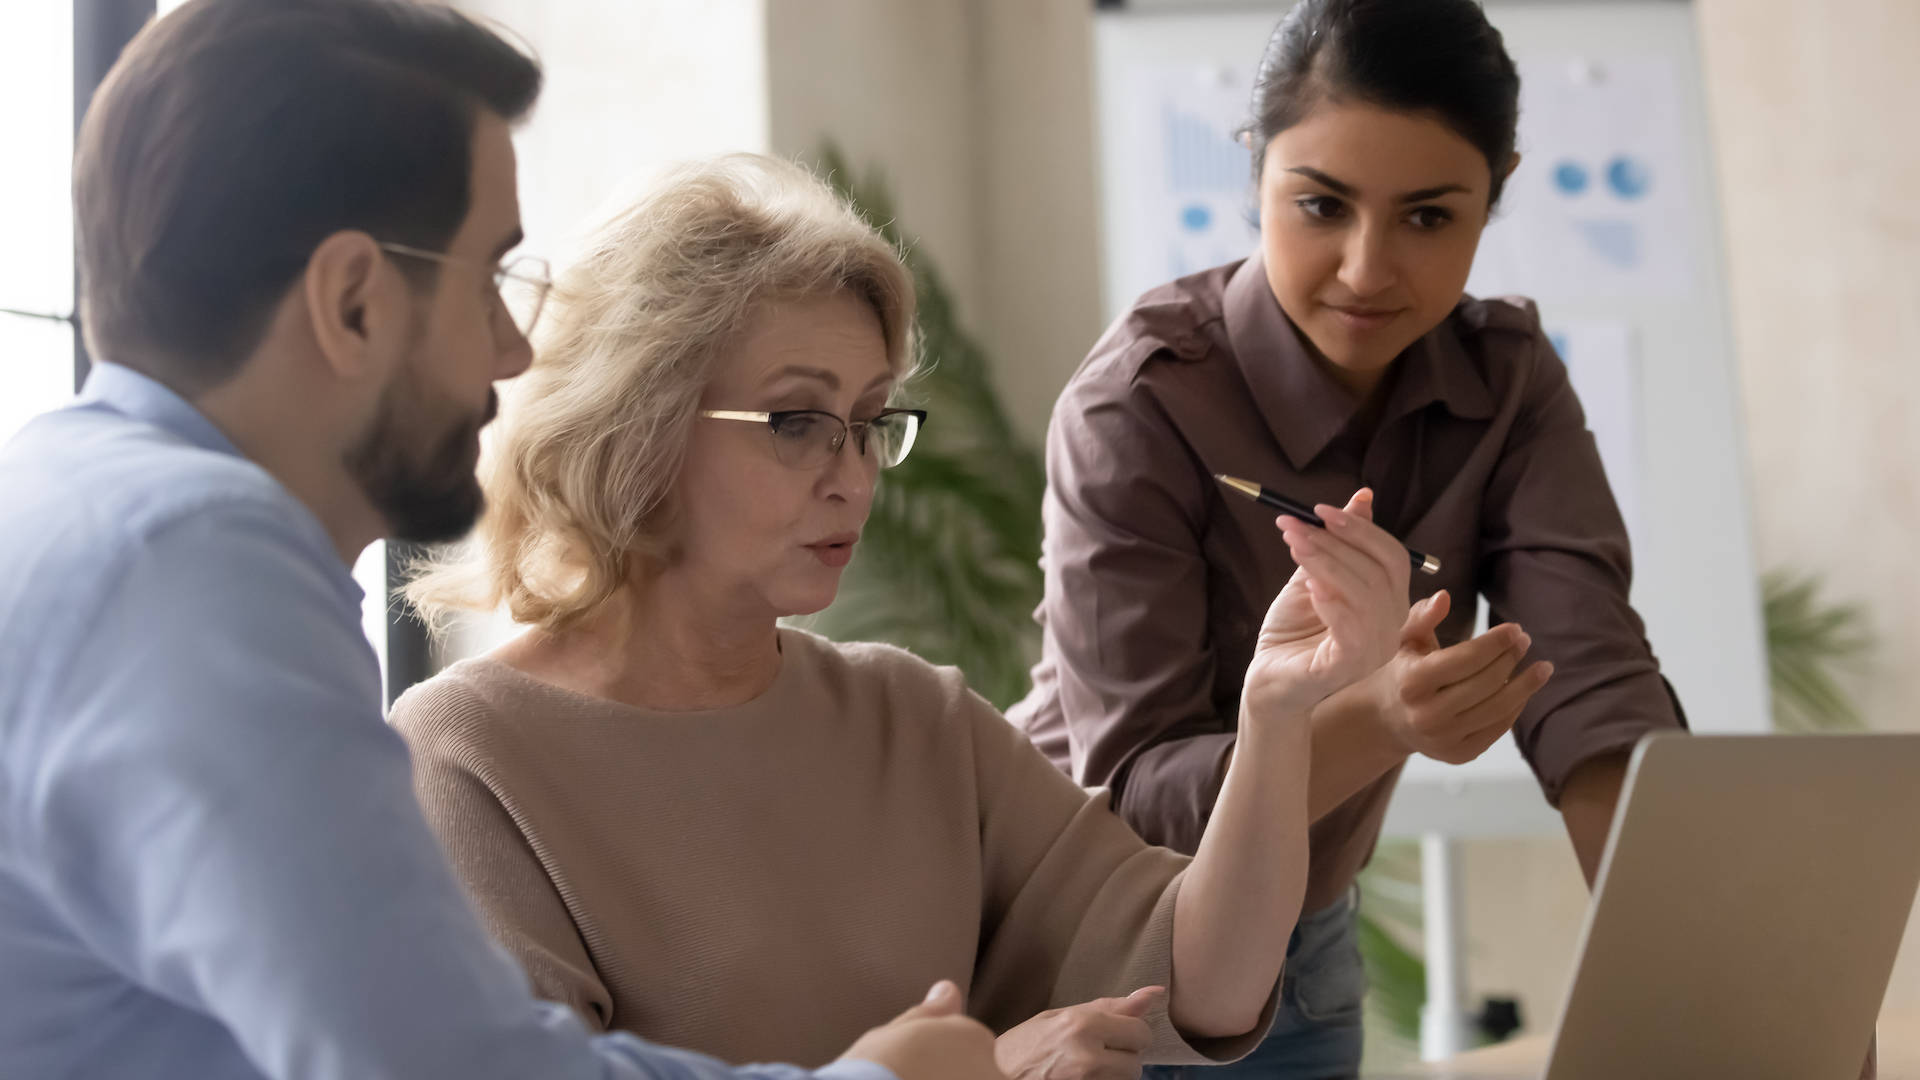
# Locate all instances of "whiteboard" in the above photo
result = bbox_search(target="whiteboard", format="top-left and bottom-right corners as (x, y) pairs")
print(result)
(1093, 2), (1769, 838)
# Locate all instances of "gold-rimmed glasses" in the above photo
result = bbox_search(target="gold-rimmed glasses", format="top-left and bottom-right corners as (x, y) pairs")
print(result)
(377, 241), (553, 339)
(698, 408), (928, 470)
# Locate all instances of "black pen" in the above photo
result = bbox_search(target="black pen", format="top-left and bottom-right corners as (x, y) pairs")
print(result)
(1214, 474), (1441, 576)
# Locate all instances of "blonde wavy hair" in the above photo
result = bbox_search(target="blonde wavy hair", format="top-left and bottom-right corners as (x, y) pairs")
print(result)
(406, 153), (917, 633)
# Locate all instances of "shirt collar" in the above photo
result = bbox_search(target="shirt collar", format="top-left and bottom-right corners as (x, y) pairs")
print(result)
(1221, 250), (1497, 471)
(1222, 252), (1352, 471)
(76, 362), (244, 459)
(1390, 315), (1497, 426)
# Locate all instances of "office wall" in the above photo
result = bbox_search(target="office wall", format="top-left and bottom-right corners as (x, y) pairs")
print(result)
(454, 0), (770, 258)
(1462, 0), (1920, 1027)
(765, 0), (1104, 444)
(1461, 838), (1590, 1040)
(461, 0), (1102, 446)
(766, 0), (983, 328)
(1697, 0), (1920, 734)
(1696, 0), (1920, 1007)
(970, 0), (1108, 443)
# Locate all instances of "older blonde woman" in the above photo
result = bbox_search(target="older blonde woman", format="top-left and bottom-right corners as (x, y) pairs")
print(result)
(391, 154), (1410, 1080)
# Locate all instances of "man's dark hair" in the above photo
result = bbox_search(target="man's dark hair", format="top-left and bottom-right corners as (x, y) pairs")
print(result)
(1246, 0), (1520, 205)
(74, 0), (541, 393)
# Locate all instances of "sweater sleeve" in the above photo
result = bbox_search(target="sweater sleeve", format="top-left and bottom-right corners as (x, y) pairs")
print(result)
(392, 683), (618, 1032)
(962, 689), (1277, 1066)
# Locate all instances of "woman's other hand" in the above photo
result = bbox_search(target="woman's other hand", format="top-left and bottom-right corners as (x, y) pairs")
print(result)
(1243, 489), (1409, 723)
(1362, 590), (1554, 764)
(993, 986), (1162, 1080)
(843, 980), (1007, 1080)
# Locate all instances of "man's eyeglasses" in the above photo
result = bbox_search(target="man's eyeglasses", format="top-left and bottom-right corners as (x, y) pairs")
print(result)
(698, 408), (928, 470)
(377, 242), (552, 339)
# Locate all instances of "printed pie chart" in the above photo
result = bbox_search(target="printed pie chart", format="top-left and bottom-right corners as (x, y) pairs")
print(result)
(1607, 155), (1652, 200)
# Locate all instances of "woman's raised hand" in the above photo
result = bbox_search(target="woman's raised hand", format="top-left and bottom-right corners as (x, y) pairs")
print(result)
(1242, 489), (1409, 724)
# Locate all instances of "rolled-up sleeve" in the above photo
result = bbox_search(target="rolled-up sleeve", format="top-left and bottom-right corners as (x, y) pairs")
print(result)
(1481, 336), (1686, 803)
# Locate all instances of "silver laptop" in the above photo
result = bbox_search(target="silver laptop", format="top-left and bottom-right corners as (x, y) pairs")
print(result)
(1425, 733), (1920, 1080)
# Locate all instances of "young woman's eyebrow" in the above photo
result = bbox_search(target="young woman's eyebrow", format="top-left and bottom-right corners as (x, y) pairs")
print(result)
(1285, 167), (1474, 205)
(1286, 166), (1356, 195)
(1398, 183), (1474, 203)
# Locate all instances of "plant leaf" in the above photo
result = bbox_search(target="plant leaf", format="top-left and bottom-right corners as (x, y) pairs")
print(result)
(1762, 569), (1871, 732)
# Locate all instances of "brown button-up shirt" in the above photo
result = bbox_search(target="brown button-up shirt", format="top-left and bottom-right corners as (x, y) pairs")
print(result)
(1007, 253), (1684, 914)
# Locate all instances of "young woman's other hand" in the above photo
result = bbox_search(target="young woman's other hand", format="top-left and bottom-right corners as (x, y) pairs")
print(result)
(1363, 590), (1553, 764)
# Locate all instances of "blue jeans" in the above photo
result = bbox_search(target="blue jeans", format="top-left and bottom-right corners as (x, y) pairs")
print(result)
(1144, 890), (1366, 1080)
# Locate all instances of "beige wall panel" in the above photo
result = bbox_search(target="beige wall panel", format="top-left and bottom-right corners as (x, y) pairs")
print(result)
(766, 0), (1105, 446)
(1696, 0), (1920, 1006)
(975, 0), (1107, 444)
(1460, 837), (1591, 1039)
(1697, 0), (1920, 735)
(766, 0), (983, 326)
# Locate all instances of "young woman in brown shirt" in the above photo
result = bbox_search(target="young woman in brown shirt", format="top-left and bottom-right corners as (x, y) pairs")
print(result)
(1008, 1), (1686, 1075)
(391, 154), (1416, 1080)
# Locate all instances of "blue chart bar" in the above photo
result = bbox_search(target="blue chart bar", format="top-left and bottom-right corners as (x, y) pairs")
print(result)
(1164, 106), (1249, 193)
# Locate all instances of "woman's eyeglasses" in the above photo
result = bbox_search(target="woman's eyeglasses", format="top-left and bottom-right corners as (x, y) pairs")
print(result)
(698, 408), (927, 470)
(377, 242), (553, 339)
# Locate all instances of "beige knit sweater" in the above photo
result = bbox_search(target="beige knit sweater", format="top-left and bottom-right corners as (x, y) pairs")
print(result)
(391, 629), (1276, 1068)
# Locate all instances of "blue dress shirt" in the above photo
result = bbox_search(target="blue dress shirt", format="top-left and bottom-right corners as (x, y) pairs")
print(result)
(0, 363), (899, 1080)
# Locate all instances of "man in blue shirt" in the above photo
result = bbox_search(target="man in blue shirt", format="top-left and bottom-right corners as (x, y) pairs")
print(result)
(0, 3), (1001, 1079)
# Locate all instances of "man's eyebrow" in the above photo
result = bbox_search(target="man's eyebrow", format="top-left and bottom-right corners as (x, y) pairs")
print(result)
(489, 227), (525, 263)
(1286, 166), (1356, 196)
(1399, 183), (1474, 203)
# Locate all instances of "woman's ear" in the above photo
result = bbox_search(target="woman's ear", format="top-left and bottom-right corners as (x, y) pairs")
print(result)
(1502, 152), (1522, 183)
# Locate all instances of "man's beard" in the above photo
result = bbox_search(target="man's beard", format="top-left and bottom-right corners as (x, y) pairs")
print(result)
(344, 361), (497, 545)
